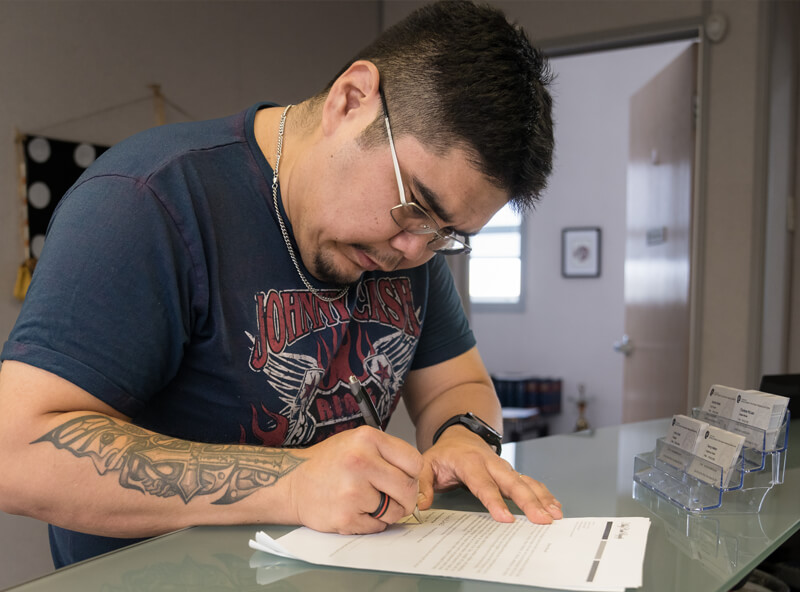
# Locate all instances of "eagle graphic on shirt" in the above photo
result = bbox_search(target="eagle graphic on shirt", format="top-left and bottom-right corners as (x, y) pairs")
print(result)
(244, 277), (421, 447)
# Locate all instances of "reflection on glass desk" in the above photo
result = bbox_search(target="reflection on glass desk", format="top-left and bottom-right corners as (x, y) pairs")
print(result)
(9, 418), (799, 592)
(502, 407), (548, 442)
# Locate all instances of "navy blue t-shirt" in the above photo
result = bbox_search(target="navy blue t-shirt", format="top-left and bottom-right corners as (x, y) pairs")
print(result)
(2, 103), (475, 566)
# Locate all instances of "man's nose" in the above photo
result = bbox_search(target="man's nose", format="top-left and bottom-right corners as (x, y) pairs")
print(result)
(388, 230), (431, 263)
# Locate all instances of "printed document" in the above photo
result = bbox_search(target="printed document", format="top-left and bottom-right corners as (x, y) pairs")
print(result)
(250, 509), (650, 591)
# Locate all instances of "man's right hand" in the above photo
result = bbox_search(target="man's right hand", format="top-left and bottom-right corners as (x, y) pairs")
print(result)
(288, 425), (423, 533)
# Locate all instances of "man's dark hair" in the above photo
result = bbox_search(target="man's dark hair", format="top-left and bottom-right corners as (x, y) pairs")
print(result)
(325, 0), (554, 212)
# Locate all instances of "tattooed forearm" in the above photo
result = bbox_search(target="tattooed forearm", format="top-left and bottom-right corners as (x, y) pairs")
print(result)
(32, 415), (304, 504)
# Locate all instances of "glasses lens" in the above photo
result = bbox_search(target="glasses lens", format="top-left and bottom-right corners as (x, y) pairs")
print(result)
(428, 234), (471, 255)
(390, 203), (439, 235)
(390, 204), (471, 254)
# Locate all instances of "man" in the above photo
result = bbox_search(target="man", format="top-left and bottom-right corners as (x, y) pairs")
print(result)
(0, 0), (560, 568)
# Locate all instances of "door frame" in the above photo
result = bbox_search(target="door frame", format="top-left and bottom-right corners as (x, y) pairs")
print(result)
(542, 24), (708, 409)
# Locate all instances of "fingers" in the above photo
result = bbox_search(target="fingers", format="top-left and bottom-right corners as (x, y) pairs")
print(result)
(501, 470), (562, 523)
(369, 491), (391, 519)
(518, 473), (563, 519)
(338, 483), (412, 534)
(340, 490), (409, 534)
(356, 430), (422, 519)
(293, 426), (422, 533)
(365, 490), (409, 524)
(425, 438), (562, 526)
(417, 460), (435, 511)
(464, 464), (528, 523)
(465, 461), (563, 525)
(372, 427), (425, 483)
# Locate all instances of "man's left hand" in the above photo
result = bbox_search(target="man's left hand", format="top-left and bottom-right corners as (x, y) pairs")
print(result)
(417, 426), (562, 524)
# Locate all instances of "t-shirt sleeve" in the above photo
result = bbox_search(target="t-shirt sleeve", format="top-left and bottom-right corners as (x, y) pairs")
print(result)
(1, 174), (199, 417)
(410, 254), (476, 370)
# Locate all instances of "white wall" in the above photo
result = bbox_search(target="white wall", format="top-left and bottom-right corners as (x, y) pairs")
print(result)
(472, 41), (693, 435)
(0, 2), (380, 588)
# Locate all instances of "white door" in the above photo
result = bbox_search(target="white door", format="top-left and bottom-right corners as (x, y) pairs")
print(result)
(620, 44), (697, 423)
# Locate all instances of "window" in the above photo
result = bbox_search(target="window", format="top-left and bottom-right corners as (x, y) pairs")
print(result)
(469, 204), (524, 308)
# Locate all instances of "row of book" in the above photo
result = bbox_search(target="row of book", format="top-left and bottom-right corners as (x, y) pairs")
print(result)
(491, 377), (562, 416)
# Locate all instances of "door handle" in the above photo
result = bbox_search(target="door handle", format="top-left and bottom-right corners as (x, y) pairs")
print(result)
(614, 334), (634, 356)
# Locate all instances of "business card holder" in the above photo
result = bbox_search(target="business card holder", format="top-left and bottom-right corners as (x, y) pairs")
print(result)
(632, 411), (789, 513)
(632, 481), (773, 579)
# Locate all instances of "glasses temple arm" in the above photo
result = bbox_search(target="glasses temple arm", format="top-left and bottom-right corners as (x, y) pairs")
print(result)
(384, 117), (407, 205)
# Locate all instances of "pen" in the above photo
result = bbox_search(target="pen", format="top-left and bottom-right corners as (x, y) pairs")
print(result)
(349, 374), (382, 430)
(349, 375), (422, 524)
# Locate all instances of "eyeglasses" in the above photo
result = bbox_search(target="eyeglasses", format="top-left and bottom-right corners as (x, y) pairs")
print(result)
(379, 88), (471, 255)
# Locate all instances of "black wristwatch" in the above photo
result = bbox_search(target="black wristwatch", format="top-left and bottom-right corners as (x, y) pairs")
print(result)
(432, 412), (502, 454)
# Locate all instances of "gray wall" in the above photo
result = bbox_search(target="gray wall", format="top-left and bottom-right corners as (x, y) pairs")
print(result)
(0, 0), (379, 340)
(0, 2), (380, 587)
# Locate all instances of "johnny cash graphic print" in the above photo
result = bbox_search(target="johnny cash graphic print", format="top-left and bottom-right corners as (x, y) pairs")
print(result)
(245, 276), (421, 447)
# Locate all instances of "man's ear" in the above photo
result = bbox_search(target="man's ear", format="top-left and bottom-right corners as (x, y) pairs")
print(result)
(321, 60), (381, 137)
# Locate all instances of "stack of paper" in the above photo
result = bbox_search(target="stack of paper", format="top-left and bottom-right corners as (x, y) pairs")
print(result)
(250, 509), (651, 591)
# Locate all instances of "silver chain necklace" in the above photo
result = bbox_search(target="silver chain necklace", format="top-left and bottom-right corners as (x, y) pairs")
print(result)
(272, 105), (349, 303)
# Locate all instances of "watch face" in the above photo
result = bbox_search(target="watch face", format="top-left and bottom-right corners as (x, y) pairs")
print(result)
(462, 414), (483, 431)
(463, 413), (502, 452)
(465, 413), (500, 436)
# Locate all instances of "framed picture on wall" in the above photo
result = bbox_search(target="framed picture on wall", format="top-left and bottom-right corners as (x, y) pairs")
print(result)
(562, 227), (601, 278)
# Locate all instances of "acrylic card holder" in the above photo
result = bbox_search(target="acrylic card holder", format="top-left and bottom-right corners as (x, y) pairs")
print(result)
(632, 481), (774, 580)
(633, 410), (789, 513)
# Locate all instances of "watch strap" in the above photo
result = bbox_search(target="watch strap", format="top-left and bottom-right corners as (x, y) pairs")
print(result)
(432, 412), (502, 454)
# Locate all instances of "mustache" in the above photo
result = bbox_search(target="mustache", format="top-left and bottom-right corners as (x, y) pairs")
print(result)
(351, 243), (404, 271)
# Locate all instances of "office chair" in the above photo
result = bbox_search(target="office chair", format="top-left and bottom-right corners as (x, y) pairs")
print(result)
(759, 374), (799, 421)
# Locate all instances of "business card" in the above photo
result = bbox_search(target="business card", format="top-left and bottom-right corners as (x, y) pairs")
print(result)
(734, 391), (789, 430)
(732, 391), (789, 450)
(700, 386), (789, 451)
(701, 385), (740, 418)
(686, 425), (745, 488)
(666, 414), (708, 453)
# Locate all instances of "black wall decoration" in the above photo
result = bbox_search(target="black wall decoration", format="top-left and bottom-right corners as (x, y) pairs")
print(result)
(23, 135), (109, 258)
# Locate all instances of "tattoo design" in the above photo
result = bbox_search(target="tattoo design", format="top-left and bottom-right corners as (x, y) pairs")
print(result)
(33, 415), (304, 504)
